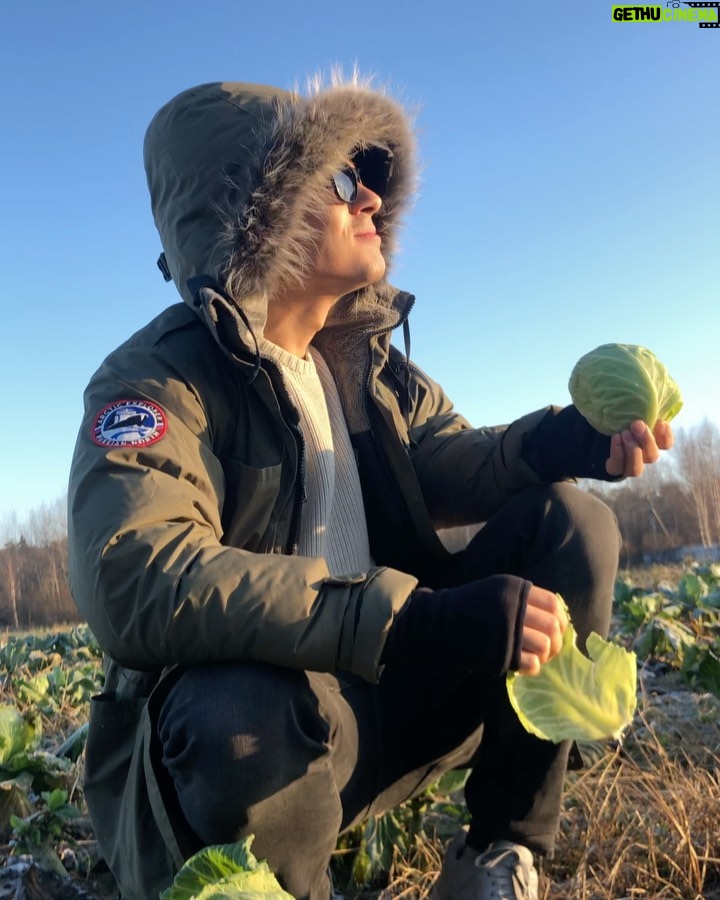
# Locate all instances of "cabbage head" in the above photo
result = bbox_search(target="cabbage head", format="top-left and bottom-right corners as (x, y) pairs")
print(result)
(160, 836), (295, 900)
(568, 343), (682, 436)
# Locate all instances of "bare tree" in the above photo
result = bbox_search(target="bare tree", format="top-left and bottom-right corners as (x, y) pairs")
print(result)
(0, 510), (23, 628)
(582, 457), (699, 565)
(25, 496), (68, 612)
(674, 420), (720, 548)
(0, 497), (75, 629)
(25, 496), (67, 545)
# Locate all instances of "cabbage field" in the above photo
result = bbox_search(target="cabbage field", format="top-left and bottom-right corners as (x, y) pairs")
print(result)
(0, 562), (718, 899)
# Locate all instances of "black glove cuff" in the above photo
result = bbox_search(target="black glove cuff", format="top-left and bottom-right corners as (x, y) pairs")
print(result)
(381, 574), (531, 688)
(521, 405), (621, 482)
(510, 578), (531, 671)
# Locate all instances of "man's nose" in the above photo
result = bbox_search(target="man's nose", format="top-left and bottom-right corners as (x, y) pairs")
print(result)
(349, 183), (382, 214)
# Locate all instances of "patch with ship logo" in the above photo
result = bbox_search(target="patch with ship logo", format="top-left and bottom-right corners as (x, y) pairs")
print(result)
(92, 399), (168, 448)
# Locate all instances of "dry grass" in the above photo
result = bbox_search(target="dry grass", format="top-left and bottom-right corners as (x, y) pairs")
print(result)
(375, 699), (720, 900)
(543, 724), (720, 898)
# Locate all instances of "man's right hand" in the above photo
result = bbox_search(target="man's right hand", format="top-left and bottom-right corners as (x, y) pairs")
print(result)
(380, 574), (564, 688)
(518, 586), (568, 676)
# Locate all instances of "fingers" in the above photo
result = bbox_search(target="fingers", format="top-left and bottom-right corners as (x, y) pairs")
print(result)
(605, 419), (673, 478)
(525, 586), (569, 632)
(517, 587), (568, 676)
(518, 651), (543, 677)
(622, 421), (658, 476)
(605, 432), (627, 478)
(653, 419), (674, 450)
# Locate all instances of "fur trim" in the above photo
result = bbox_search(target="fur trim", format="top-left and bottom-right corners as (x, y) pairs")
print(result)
(220, 76), (416, 314)
(145, 75), (417, 346)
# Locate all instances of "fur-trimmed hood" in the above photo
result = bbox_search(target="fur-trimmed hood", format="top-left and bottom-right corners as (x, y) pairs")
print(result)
(143, 76), (417, 352)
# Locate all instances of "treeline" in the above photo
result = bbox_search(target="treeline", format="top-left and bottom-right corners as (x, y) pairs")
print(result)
(584, 418), (720, 566)
(0, 498), (78, 629)
(1, 420), (719, 629)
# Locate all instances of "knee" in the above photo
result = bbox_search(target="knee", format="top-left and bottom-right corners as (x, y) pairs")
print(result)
(541, 483), (621, 640)
(545, 482), (621, 562)
(157, 664), (330, 827)
(160, 662), (327, 761)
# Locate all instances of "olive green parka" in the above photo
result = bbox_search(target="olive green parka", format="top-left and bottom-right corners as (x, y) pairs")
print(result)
(67, 77), (551, 899)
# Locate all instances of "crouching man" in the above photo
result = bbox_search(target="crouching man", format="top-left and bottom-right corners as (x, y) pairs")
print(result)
(68, 76), (672, 900)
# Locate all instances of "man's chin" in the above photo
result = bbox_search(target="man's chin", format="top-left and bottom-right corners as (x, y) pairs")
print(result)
(364, 258), (387, 287)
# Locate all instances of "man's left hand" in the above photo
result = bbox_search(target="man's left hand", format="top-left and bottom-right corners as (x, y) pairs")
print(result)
(605, 419), (674, 479)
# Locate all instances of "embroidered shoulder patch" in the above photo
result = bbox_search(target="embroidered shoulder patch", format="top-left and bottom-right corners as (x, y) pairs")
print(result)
(92, 399), (168, 448)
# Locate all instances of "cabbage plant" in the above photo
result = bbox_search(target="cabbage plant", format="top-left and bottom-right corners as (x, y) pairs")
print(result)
(160, 836), (294, 900)
(568, 342), (682, 436)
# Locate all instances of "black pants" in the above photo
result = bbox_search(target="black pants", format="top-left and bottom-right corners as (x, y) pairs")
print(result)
(156, 483), (620, 900)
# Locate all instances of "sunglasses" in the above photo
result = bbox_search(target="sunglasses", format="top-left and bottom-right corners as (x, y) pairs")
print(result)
(331, 147), (394, 204)
(331, 167), (364, 203)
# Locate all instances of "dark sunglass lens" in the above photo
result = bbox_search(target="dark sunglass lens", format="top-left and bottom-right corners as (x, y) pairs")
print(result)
(332, 168), (358, 202)
(353, 147), (394, 199)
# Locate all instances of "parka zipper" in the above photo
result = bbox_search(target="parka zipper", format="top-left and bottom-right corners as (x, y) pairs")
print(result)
(249, 356), (307, 558)
(362, 325), (419, 537)
(285, 421), (306, 556)
(364, 291), (415, 449)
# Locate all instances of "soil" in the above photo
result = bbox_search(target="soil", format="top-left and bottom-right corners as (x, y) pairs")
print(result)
(0, 856), (118, 899)
(0, 819), (119, 899)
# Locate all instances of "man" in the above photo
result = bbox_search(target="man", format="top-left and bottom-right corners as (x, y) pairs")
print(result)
(67, 77), (672, 900)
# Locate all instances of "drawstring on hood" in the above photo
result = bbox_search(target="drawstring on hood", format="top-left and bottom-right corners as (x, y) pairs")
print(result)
(402, 316), (415, 444)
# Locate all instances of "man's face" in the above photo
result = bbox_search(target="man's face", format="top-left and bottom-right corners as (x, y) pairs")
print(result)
(301, 172), (386, 299)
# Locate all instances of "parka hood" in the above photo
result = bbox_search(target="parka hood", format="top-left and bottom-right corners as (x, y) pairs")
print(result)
(143, 76), (417, 349)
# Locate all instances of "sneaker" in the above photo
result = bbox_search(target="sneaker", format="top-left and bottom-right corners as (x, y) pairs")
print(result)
(429, 827), (539, 900)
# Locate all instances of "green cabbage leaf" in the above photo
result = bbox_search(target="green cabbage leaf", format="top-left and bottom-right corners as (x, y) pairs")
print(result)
(506, 599), (637, 743)
(0, 705), (41, 770)
(160, 836), (295, 900)
(568, 342), (683, 435)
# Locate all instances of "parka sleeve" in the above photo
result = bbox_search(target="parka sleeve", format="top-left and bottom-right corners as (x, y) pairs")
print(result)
(67, 346), (416, 683)
(400, 357), (558, 526)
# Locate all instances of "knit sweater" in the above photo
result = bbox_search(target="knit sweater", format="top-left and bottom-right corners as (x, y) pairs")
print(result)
(259, 339), (372, 575)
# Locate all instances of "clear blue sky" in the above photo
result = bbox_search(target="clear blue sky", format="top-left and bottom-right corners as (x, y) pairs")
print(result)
(1, 0), (718, 520)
